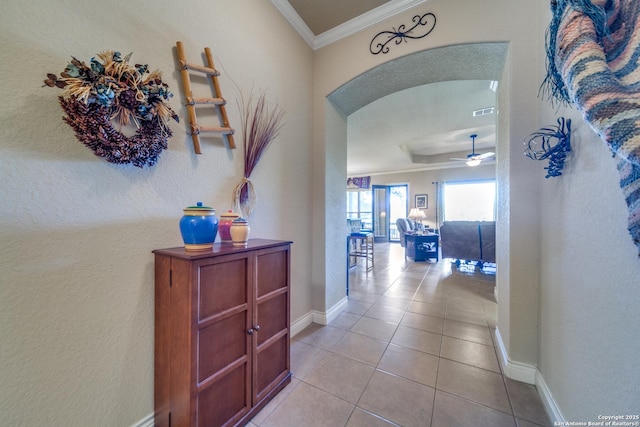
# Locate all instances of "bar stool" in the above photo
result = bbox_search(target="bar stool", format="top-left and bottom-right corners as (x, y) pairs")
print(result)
(348, 232), (374, 271)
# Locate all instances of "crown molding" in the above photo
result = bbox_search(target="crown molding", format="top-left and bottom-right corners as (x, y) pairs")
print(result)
(271, 0), (428, 50)
(270, 0), (317, 47)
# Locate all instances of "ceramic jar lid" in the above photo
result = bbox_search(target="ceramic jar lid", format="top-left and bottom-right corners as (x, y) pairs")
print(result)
(221, 210), (240, 220)
(183, 201), (216, 216)
(232, 217), (248, 225)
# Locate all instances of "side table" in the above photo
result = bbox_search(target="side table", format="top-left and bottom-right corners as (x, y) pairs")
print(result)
(405, 233), (439, 262)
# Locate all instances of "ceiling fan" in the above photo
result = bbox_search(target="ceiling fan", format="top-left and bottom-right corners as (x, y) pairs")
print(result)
(451, 134), (495, 167)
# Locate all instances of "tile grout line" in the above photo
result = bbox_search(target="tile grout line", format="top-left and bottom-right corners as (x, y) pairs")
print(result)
(283, 244), (549, 427)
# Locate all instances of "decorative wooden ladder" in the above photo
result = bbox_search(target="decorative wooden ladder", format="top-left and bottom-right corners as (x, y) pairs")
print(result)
(176, 41), (235, 153)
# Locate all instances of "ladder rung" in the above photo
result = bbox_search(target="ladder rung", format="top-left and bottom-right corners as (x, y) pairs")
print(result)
(179, 60), (219, 76)
(186, 97), (226, 106)
(193, 126), (235, 135)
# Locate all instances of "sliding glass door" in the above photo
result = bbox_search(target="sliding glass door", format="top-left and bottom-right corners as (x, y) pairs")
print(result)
(372, 186), (388, 242)
(372, 184), (408, 242)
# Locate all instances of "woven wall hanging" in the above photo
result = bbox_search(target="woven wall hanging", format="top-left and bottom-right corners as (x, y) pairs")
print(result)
(543, 0), (640, 255)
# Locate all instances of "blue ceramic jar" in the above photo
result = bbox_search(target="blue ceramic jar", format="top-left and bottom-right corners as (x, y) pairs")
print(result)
(179, 202), (218, 251)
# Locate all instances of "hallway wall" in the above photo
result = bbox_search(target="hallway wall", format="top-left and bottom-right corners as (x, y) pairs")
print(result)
(535, 6), (640, 421)
(0, 1), (313, 425)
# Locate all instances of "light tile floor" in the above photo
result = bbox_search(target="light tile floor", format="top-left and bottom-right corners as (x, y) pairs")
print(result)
(249, 243), (551, 427)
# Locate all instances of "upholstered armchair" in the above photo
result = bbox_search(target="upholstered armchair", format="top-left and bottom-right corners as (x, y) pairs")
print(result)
(396, 218), (413, 247)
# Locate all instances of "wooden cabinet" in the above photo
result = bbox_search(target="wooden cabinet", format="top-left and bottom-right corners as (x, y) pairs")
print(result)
(153, 239), (292, 427)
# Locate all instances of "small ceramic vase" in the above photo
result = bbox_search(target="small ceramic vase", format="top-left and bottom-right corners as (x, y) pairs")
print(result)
(179, 202), (218, 251)
(219, 210), (240, 243)
(230, 217), (250, 247)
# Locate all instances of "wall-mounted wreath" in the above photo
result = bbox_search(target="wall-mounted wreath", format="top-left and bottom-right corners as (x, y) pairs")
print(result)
(44, 51), (178, 167)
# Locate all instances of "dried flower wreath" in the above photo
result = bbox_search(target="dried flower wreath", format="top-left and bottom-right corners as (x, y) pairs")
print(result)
(44, 51), (178, 167)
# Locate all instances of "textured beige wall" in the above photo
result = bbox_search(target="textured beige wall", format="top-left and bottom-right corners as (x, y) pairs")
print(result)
(535, 6), (640, 420)
(0, 1), (313, 425)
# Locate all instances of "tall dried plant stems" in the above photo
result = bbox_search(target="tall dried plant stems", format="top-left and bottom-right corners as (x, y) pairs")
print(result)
(233, 91), (284, 217)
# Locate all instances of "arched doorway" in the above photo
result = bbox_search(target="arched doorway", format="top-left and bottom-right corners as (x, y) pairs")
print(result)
(315, 29), (540, 386)
(327, 43), (508, 116)
(321, 41), (509, 332)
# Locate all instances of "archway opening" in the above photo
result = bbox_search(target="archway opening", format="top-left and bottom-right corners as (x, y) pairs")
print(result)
(321, 41), (509, 327)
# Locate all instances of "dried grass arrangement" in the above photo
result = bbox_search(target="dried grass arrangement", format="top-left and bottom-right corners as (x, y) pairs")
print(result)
(233, 91), (285, 217)
(44, 51), (178, 167)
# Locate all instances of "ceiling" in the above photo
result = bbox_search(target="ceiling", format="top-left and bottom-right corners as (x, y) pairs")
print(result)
(273, 0), (499, 175)
(287, 0), (391, 35)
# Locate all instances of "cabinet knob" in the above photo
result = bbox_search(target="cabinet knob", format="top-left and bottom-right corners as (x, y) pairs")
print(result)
(247, 328), (254, 335)
(254, 325), (260, 331)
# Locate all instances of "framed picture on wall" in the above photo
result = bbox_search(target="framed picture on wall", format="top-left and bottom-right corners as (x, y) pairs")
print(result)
(415, 194), (428, 209)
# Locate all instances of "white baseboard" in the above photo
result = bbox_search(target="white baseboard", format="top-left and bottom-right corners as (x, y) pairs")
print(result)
(313, 296), (348, 325)
(494, 328), (537, 384)
(291, 296), (348, 337)
(535, 368), (566, 423)
(131, 413), (154, 427)
(494, 328), (566, 424)
(291, 310), (314, 337)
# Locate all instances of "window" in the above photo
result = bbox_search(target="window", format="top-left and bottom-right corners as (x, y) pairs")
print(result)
(443, 180), (496, 221)
(347, 190), (372, 230)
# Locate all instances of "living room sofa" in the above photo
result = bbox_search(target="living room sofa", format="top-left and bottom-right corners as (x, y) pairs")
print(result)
(439, 221), (496, 264)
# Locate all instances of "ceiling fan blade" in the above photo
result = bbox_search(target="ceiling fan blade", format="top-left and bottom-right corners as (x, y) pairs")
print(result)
(476, 152), (495, 159)
(449, 157), (468, 161)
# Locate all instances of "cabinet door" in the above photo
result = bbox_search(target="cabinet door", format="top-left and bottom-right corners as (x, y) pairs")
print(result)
(253, 245), (290, 403)
(195, 253), (253, 427)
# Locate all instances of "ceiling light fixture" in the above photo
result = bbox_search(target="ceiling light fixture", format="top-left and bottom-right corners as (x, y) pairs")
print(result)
(466, 158), (482, 167)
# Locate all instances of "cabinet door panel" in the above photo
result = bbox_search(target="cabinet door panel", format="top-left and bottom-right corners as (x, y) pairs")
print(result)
(256, 250), (288, 297)
(255, 335), (288, 400)
(198, 311), (248, 382)
(197, 363), (248, 427)
(256, 293), (287, 346)
(199, 257), (248, 321)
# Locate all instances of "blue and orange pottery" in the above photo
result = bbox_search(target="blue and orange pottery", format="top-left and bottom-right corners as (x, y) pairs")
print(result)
(179, 202), (219, 251)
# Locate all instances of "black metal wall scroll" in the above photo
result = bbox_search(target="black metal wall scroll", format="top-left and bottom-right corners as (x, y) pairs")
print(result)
(524, 117), (572, 178)
(369, 12), (437, 55)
